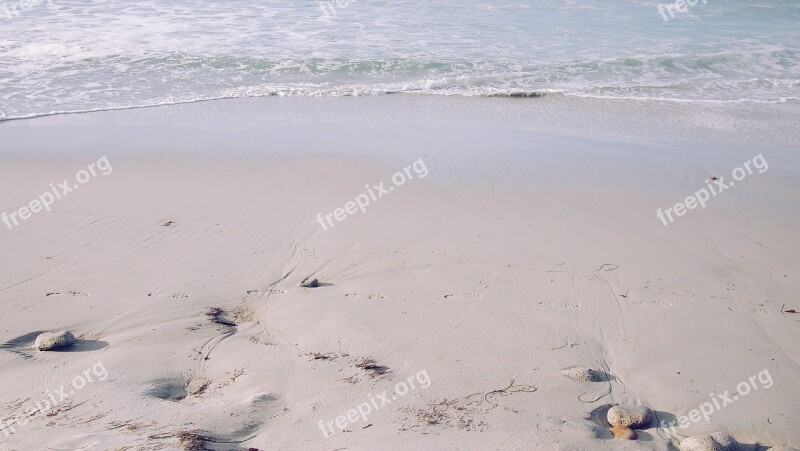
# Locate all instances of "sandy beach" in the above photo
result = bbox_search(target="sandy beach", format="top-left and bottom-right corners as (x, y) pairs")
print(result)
(0, 94), (798, 450)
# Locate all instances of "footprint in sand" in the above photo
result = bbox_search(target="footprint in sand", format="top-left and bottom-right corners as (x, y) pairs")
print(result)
(47, 291), (90, 297)
(632, 300), (673, 307)
(145, 377), (188, 401)
(145, 373), (225, 401)
(147, 292), (191, 299)
(539, 301), (581, 308)
(345, 293), (385, 299)
(444, 294), (483, 300)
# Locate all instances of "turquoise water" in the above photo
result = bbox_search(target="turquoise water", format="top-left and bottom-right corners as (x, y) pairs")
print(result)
(0, 0), (798, 119)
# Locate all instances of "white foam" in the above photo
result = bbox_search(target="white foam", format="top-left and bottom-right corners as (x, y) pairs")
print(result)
(0, 0), (797, 118)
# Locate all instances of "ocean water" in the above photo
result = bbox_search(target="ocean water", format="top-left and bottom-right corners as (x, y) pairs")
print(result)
(0, 0), (798, 120)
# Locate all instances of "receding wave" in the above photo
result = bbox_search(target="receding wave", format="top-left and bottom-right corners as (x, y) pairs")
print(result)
(1, 0), (797, 120)
(482, 92), (547, 98)
(1, 51), (798, 121)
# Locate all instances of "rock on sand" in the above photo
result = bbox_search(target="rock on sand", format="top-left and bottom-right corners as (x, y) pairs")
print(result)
(680, 432), (739, 451)
(561, 366), (603, 382)
(33, 331), (76, 351)
(610, 425), (638, 440)
(607, 405), (653, 428)
(301, 278), (319, 288)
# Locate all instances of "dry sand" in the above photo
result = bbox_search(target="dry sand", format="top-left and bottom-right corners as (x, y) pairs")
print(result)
(0, 95), (798, 450)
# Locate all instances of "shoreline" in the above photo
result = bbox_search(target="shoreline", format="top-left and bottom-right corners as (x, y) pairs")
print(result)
(2, 92), (800, 140)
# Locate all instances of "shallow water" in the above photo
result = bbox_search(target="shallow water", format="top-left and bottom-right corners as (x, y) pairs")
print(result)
(0, 0), (798, 120)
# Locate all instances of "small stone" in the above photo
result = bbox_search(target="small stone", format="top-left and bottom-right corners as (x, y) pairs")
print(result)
(607, 405), (653, 428)
(561, 367), (603, 382)
(610, 426), (638, 440)
(679, 432), (738, 451)
(301, 279), (319, 288)
(33, 331), (76, 351)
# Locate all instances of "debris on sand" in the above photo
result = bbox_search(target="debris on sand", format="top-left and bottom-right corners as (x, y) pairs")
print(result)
(206, 307), (237, 327)
(150, 430), (234, 451)
(175, 430), (213, 450)
(307, 352), (337, 361)
(356, 357), (390, 378)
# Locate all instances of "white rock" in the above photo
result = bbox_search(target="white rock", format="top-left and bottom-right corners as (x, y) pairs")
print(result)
(679, 432), (739, 451)
(33, 331), (76, 351)
(561, 367), (603, 382)
(606, 405), (653, 428)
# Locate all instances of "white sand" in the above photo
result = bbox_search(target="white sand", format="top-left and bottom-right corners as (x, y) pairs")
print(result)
(0, 95), (798, 450)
